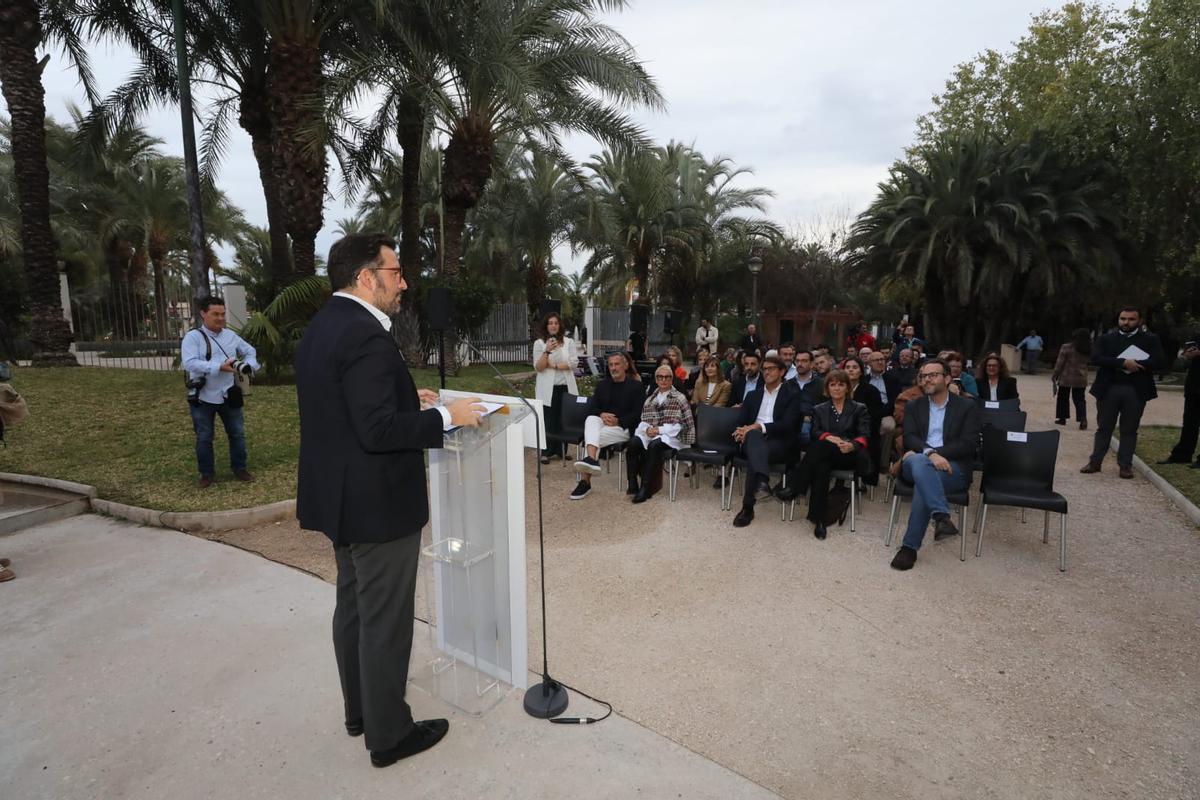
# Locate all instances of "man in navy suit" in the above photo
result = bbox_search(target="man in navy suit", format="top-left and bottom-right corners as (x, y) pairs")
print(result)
(732, 355), (806, 527)
(295, 234), (484, 768)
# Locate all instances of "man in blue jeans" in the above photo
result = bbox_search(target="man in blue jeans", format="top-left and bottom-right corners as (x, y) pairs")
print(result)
(182, 296), (260, 488)
(890, 359), (982, 571)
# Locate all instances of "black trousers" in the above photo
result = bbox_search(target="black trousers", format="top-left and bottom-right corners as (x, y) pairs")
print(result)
(542, 384), (568, 456)
(333, 534), (421, 752)
(1055, 385), (1087, 422)
(1090, 384), (1146, 467)
(740, 429), (794, 508)
(1169, 393), (1200, 462)
(626, 437), (673, 492)
(796, 440), (859, 523)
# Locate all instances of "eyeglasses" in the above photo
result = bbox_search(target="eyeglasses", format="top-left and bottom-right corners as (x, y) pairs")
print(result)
(919, 372), (946, 381)
(761, 366), (781, 372)
(371, 267), (403, 276)
(655, 373), (673, 380)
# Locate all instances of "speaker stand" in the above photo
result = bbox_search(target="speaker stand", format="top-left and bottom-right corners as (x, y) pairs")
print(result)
(437, 330), (446, 390)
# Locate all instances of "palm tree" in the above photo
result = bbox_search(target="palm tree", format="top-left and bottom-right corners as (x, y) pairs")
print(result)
(0, 0), (95, 364)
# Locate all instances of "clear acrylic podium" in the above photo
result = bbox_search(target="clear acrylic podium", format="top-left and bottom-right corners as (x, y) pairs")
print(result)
(410, 390), (530, 716)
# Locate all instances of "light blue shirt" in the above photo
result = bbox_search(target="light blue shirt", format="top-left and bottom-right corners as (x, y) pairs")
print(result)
(1018, 335), (1044, 351)
(741, 375), (759, 399)
(926, 396), (949, 449)
(182, 326), (259, 405)
(869, 372), (888, 405)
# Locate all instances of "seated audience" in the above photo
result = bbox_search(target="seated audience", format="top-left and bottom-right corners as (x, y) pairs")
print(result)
(866, 350), (901, 472)
(732, 355), (804, 528)
(778, 342), (798, 381)
(684, 346), (710, 395)
(570, 352), (644, 500)
(976, 352), (1019, 401)
(667, 345), (689, 382)
(890, 348), (917, 388)
(889, 359), (982, 571)
(720, 347), (738, 380)
(626, 364), (696, 503)
(776, 369), (871, 539)
(692, 356), (731, 408)
(814, 352), (834, 377)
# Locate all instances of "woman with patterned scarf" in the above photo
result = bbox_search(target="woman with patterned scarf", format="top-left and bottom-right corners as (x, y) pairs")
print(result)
(626, 364), (696, 503)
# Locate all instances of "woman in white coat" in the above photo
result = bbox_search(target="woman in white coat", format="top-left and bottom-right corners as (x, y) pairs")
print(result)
(533, 312), (579, 464)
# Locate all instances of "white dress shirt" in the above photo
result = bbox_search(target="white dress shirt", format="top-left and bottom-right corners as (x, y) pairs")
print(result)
(332, 291), (452, 429)
(755, 383), (782, 428)
(635, 391), (684, 449)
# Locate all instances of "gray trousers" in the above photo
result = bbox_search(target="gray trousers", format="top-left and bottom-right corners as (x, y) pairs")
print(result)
(333, 534), (421, 752)
(1090, 384), (1146, 467)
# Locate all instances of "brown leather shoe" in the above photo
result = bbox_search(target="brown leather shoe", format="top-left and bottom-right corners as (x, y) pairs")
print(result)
(1080, 462), (1101, 474)
(1119, 465), (1134, 479)
(0, 567), (14, 582)
(0, 558), (10, 568)
(198, 476), (214, 489)
(234, 470), (255, 482)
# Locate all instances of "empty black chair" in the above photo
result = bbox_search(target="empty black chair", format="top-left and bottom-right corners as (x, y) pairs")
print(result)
(884, 474), (972, 561)
(979, 410), (1026, 433)
(670, 404), (740, 503)
(728, 456), (796, 519)
(975, 428), (1069, 571)
(977, 397), (1021, 412)
(547, 394), (590, 466)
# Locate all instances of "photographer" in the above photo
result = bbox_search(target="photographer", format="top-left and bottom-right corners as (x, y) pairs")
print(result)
(182, 296), (260, 488)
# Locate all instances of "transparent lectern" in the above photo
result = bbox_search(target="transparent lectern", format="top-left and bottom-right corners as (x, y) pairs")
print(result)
(410, 390), (531, 716)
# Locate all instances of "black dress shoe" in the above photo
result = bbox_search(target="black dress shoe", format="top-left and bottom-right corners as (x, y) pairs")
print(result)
(932, 514), (959, 541)
(370, 719), (449, 767)
(1055, 418), (1066, 425)
(1157, 456), (1190, 465)
(733, 506), (754, 527)
(345, 719), (364, 737)
(890, 546), (917, 571)
(632, 489), (651, 504)
(813, 522), (827, 540)
(774, 484), (802, 501)
(626, 483), (639, 495)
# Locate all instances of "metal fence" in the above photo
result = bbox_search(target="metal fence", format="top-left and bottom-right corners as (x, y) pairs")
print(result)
(590, 306), (671, 354)
(423, 302), (534, 368)
(71, 270), (194, 371)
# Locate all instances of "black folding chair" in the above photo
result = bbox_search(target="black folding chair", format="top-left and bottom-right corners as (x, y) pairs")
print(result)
(729, 456), (797, 520)
(670, 405), (740, 504)
(884, 473), (972, 560)
(548, 394), (589, 468)
(980, 410), (1027, 433)
(975, 428), (1069, 571)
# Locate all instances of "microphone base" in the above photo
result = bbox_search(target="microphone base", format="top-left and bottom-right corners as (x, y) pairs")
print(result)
(523, 679), (569, 718)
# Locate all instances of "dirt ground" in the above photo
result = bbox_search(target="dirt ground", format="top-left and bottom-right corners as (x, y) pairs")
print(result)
(209, 375), (1199, 800)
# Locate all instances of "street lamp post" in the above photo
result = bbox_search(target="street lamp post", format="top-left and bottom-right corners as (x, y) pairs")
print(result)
(747, 254), (763, 328)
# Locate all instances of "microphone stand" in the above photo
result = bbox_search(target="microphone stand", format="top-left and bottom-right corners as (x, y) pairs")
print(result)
(464, 340), (568, 719)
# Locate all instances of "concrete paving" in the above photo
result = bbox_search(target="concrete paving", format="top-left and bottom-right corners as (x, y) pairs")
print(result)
(0, 515), (778, 800)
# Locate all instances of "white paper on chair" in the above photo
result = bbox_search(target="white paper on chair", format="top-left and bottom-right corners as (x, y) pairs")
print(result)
(1006, 431), (1028, 443)
(576, 396), (589, 404)
(984, 401), (1000, 409)
(702, 449), (719, 454)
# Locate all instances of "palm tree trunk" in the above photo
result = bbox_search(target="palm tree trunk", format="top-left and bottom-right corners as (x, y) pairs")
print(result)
(240, 98), (293, 292)
(150, 250), (169, 343)
(526, 255), (548, 338)
(394, 101), (424, 364)
(0, 0), (75, 365)
(267, 38), (324, 278)
(440, 202), (468, 375)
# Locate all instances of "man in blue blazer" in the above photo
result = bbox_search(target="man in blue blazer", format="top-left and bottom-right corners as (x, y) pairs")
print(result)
(732, 355), (807, 527)
(296, 234), (483, 768)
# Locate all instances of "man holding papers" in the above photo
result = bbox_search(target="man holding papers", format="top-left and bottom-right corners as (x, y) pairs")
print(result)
(1081, 307), (1165, 479)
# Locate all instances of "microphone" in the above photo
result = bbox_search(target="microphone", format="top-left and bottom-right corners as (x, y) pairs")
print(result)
(462, 340), (569, 720)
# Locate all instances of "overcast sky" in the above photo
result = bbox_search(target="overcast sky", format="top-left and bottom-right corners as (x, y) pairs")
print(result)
(28, 0), (1053, 272)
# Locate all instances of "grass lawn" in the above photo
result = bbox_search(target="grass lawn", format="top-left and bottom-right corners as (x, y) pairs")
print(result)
(0, 364), (538, 513)
(1136, 425), (1200, 511)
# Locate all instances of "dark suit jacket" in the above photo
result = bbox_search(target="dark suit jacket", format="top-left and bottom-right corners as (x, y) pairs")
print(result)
(295, 296), (444, 545)
(737, 380), (805, 440)
(979, 375), (1020, 401)
(813, 399), (873, 476)
(901, 393), (983, 465)
(1089, 329), (1166, 403)
(852, 381), (883, 436)
(730, 374), (761, 405)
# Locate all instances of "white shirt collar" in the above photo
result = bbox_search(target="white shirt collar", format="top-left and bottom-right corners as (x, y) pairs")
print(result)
(333, 291), (392, 331)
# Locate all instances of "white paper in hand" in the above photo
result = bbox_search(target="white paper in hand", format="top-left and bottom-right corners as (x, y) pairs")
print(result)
(1118, 344), (1150, 373)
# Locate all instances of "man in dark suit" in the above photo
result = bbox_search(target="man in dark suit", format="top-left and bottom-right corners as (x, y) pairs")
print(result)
(1081, 307), (1166, 479)
(1160, 333), (1200, 468)
(739, 323), (764, 357)
(730, 351), (762, 405)
(732, 355), (805, 527)
(295, 233), (484, 768)
(890, 358), (982, 571)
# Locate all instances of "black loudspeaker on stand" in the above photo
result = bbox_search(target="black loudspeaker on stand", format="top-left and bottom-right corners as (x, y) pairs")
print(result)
(461, 340), (571, 720)
(539, 298), (562, 319)
(629, 303), (649, 333)
(427, 287), (454, 390)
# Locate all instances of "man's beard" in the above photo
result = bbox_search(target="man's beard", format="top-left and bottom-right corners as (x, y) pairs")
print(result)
(374, 287), (402, 315)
